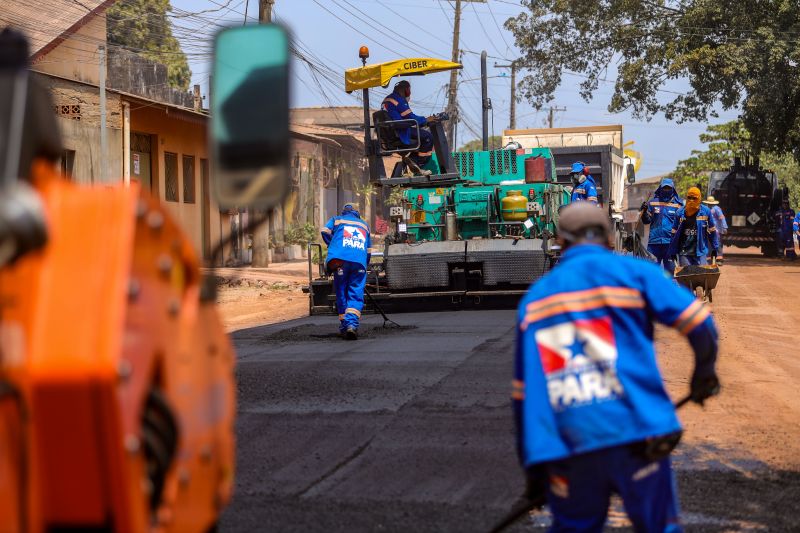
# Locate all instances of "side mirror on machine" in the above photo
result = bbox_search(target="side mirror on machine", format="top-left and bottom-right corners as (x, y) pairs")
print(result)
(626, 163), (636, 184)
(211, 24), (290, 209)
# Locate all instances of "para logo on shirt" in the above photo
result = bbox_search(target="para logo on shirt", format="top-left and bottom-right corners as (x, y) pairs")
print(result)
(535, 316), (625, 411)
(342, 226), (366, 250)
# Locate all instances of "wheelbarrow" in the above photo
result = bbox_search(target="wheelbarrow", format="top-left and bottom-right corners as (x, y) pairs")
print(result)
(674, 262), (721, 302)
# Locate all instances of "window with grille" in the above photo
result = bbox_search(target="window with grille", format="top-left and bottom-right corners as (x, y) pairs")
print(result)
(55, 104), (81, 120)
(164, 152), (178, 202)
(183, 155), (195, 203)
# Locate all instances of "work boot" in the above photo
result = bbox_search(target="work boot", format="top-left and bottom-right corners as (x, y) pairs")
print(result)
(344, 327), (358, 340)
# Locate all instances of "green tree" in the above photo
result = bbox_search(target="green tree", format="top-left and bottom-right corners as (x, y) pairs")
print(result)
(506, 1), (800, 158)
(458, 136), (503, 152)
(107, 0), (191, 90)
(673, 120), (800, 206)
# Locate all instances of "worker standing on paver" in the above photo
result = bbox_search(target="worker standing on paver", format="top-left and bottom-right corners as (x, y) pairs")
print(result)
(775, 199), (797, 261)
(703, 196), (728, 264)
(321, 204), (371, 339)
(569, 162), (598, 204)
(668, 187), (719, 266)
(513, 203), (719, 532)
(641, 177), (683, 273)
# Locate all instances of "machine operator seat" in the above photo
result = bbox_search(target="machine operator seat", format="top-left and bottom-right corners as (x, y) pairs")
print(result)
(372, 110), (428, 177)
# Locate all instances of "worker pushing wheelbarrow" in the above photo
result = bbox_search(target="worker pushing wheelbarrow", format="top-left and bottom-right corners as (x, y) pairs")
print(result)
(668, 187), (722, 302)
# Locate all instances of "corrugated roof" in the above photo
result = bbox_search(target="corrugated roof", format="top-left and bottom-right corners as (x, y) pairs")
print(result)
(0, 0), (112, 58)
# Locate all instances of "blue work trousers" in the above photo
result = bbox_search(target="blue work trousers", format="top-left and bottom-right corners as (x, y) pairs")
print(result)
(409, 128), (434, 166)
(780, 233), (797, 259)
(647, 243), (675, 275)
(334, 260), (366, 331)
(545, 444), (682, 533)
(679, 255), (708, 266)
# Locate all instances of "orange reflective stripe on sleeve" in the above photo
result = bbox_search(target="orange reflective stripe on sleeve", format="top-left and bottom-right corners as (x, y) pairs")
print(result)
(321, 227), (332, 234)
(672, 299), (710, 335)
(400, 109), (412, 117)
(383, 97), (399, 106)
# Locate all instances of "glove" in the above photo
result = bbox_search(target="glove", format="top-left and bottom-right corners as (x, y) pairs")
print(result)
(690, 373), (720, 406)
(640, 201), (648, 212)
(525, 465), (548, 510)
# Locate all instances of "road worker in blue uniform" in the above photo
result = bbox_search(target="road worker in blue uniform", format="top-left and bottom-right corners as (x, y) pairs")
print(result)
(641, 177), (683, 273)
(775, 199), (796, 260)
(321, 204), (371, 340)
(382, 80), (438, 169)
(514, 202), (720, 532)
(703, 196), (728, 264)
(668, 187), (720, 266)
(569, 162), (598, 204)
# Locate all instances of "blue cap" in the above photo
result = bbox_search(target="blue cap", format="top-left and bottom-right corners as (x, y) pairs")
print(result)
(342, 203), (359, 216)
(571, 162), (586, 173)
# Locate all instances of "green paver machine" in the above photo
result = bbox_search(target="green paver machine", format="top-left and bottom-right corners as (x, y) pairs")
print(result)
(306, 48), (569, 314)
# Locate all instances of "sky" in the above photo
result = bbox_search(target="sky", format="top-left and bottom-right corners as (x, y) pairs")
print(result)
(170, 0), (741, 179)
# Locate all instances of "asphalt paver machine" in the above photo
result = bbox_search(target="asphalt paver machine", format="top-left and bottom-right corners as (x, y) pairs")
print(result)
(306, 49), (569, 314)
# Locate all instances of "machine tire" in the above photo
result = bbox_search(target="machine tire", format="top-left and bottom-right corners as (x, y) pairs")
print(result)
(694, 286), (705, 300)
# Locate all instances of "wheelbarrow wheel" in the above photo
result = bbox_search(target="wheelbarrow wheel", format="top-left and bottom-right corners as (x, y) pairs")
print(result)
(694, 286), (705, 300)
(708, 288), (713, 303)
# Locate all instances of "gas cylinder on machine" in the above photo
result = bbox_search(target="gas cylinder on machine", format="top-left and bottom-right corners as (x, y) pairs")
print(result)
(501, 190), (528, 221)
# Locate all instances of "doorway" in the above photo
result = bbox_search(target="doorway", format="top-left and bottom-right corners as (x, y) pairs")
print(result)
(130, 132), (153, 192)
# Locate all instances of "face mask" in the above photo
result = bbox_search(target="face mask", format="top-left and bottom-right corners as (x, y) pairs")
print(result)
(578, 174), (586, 184)
(660, 188), (673, 197)
(685, 197), (701, 215)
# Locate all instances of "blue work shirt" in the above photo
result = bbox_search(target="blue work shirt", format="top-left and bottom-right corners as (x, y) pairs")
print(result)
(321, 212), (371, 269)
(514, 244), (715, 467)
(709, 205), (728, 233)
(382, 91), (427, 146)
(570, 175), (598, 204)
(794, 212), (800, 234)
(642, 178), (683, 244)
(668, 205), (720, 257)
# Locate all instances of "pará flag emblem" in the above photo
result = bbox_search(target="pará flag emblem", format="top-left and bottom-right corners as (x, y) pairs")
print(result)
(342, 225), (366, 250)
(535, 316), (624, 411)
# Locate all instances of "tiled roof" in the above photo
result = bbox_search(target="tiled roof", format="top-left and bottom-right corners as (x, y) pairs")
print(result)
(0, 0), (112, 58)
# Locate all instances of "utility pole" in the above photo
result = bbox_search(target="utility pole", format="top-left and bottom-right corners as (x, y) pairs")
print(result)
(98, 44), (107, 184)
(251, 0), (275, 267)
(481, 51), (488, 151)
(548, 106), (566, 128)
(259, 0), (274, 22)
(445, 0), (485, 146)
(494, 61), (517, 130)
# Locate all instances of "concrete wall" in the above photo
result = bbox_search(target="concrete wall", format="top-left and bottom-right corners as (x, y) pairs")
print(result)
(32, 73), (124, 184)
(129, 105), (224, 260)
(108, 48), (195, 109)
(32, 16), (107, 86)
(57, 117), (123, 185)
